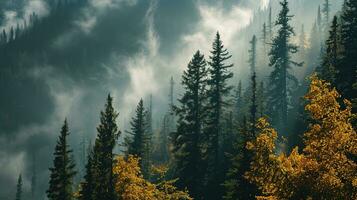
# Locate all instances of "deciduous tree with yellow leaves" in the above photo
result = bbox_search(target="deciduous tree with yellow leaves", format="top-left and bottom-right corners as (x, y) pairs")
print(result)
(113, 155), (192, 200)
(246, 75), (357, 199)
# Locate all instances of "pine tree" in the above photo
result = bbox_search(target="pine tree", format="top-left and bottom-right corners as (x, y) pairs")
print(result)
(336, 0), (357, 114)
(78, 148), (94, 200)
(47, 120), (77, 200)
(307, 22), (321, 74)
(299, 24), (307, 58)
(261, 23), (268, 53)
(268, 6), (273, 39)
(318, 16), (340, 83)
(172, 50), (208, 199)
(204, 32), (234, 200)
(317, 5), (322, 34)
(249, 35), (258, 136)
(267, 0), (302, 133)
(322, 0), (331, 34)
(234, 80), (243, 121)
(92, 94), (120, 200)
(15, 174), (22, 200)
(125, 99), (150, 179)
(257, 81), (266, 118)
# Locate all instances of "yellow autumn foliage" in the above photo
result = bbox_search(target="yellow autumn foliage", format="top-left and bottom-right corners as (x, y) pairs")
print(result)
(113, 155), (192, 200)
(246, 75), (357, 200)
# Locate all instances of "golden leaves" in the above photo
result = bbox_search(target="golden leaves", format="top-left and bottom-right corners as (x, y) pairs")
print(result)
(113, 155), (192, 200)
(246, 75), (357, 199)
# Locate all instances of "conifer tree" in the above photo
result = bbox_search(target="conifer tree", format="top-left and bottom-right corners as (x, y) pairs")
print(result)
(234, 81), (243, 121)
(204, 32), (233, 200)
(268, 6), (273, 39)
(336, 0), (357, 113)
(92, 95), (120, 200)
(257, 82), (266, 118)
(172, 51), (208, 199)
(125, 99), (150, 179)
(317, 5), (322, 34)
(15, 174), (22, 200)
(78, 148), (94, 200)
(322, 0), (331, 34)
(267, 0), (301, 133)
(318, 16), (340, 83)
(47, 120), (77, 200)
(249, 35), (258, 136)
(299, 24), (307, 58)
(261, 23), (267, 53)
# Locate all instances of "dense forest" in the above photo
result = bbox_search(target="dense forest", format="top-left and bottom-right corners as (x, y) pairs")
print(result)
(1, 0), (357, 199)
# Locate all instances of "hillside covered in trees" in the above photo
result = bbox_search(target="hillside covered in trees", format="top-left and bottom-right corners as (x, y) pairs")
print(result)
(1, 0), (356, 199)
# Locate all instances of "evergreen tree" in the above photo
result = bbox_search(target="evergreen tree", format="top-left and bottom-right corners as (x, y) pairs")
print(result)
(318, 16), (340, 83)
(257, 81), (266, 118)
(322, 0), (331, 34)
(261, 23), (268, 53)
(78, 148), (94, 200)
(234, 80), (243, 121)
(125, 99), (150, 179)
(267, 0), (302, 133)
(15, 174), (22, 200)
(248, 35), (258, 136)
(307, 22), (321, 74)
(268, 6), (273, 39)
(47, 120), (77, 200)
(299, 24), (307, 58)
(172, 51), (208, 199)
(317, 5), (322, 34)
(92, 95), (120, 200)
(336, 0), (357, 114)
(204, 32), (233, 200)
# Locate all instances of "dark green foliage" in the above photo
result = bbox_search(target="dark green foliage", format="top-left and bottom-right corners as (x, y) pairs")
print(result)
(249, 36), (258, 136)
(204, 32), (234, 200)
(257, 81), (266, 118)
(47, 120), (77, 200)
(223, 118), (258, 200)
(322, 0), (331, 34)
(15, 174), (22, 200)
(125, 99), (150, 179)
(267, 0), (302, 134)
(336, 0), (357, 113)
(172, 51), (208, 199)
(78, 148), (95, 200)
(318, 16), (340, 84)
(92, 95), (120, 200)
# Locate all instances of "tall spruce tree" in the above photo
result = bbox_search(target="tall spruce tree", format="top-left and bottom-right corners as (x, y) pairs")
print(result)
(267, 0), (301, 134)
(78, 148), (94, 200)
(47, 120), (77, 200)
(204, 32), (233, 200)
(337, 0), (357, 114)
(234, 80), (243, 121)
(125, 99), (150, 179)
(268, 6), (273, 39)
(322, 0), (331, 34)
(318, 16), (340, 84)
(223, 117), (258, 200)
(93, 94), (120, 200)
(257, 81), (266, 118)
(317, 5), (322, 34)
(172, 50), (208, 199)
(15, 174), (22, 200)
(249, 35), (258, 136)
